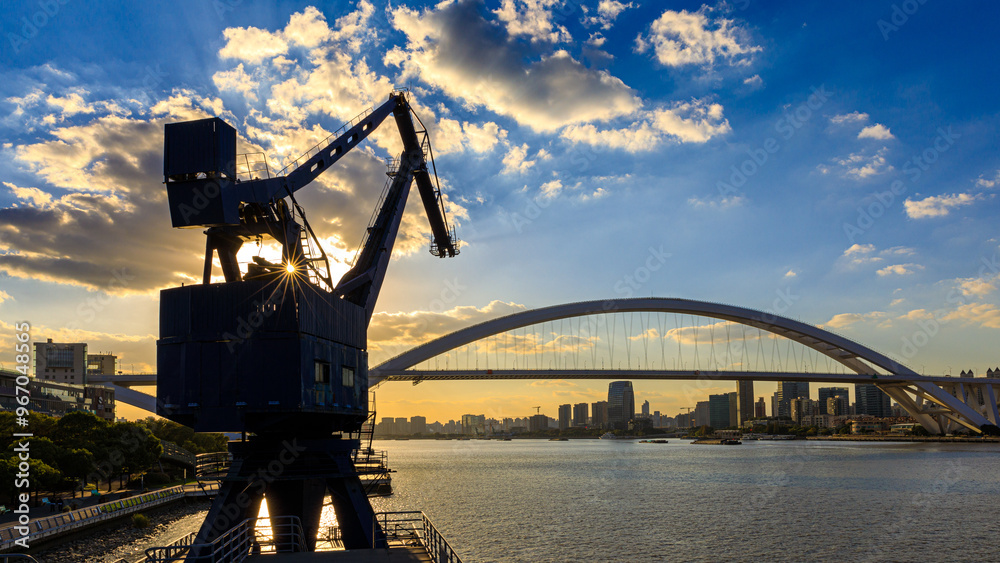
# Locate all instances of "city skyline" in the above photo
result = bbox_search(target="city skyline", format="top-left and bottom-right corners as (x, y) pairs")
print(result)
(2, 2), (1000, 422)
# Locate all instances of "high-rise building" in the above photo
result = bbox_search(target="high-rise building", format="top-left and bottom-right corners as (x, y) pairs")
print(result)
(641, 400), (650, 417)
(775, 381), (809, 418)
(461, 414), (486, 435)
(34, 339), (88, 384)
(591, 401), (608, 426)
(709, 394), (731, 429)
(790, 397), (814, 425)
(608, 381), (635, 429)
(694, 401), (711, 427)
(755, 397), (766, 418)
(737, 380), (754, 424)
(855, 384), (891, 417)
(558, 404), (572, 430)
(573, 402), (588, 426)
(818, 387), (850, 415)
(394, 417), (410, 435)
(528, 414), (548, 432)
(728, 392), (739, 427)
(410, 416), (427, 435)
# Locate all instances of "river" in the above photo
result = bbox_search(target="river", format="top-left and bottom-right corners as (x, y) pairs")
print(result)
(365, 438), (1000, 562)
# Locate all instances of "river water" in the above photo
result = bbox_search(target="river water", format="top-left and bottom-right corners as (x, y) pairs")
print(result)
(366, 438), (1000, 562)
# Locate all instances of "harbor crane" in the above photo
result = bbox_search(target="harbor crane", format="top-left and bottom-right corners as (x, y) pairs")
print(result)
(157, 91), (458, 553)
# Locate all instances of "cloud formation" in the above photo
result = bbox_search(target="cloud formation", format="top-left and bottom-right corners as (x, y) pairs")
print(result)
(904, 193), (978, 219)
(387, 1), (641, 132)
(635, 6), (760, 68)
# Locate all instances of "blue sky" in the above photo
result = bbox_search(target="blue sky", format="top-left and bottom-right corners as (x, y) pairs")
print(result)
(1, 0), (999, 422)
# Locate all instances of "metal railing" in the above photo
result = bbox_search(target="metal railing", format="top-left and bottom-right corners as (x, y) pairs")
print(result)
(144, 516), (306, 562)
(0, 555), (40, 562)
(376, 511), (464, 563)
(274, 105), (377, 178)
(0, 487), (187, 552)
(235, 152), (271, 182)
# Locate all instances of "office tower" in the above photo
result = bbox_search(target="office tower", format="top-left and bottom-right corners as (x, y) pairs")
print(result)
(641, 400), (650, 417)
(755, 397), (766, 418)
(410, 416), (427, 435)
(737, 380), (754, 424)
(855, 384), (891, 417)
(591, 401), (609, 426)
(709, 394), (731, 428)
(558, 404), (572, 430)
(608, 381), (635, 429)
(573, 402), (588, 426)
(818, 387), (850, 415)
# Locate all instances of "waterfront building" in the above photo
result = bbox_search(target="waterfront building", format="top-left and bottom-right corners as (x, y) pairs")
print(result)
(607, 381), (635, 429)
(573, 403), (588, 426)
(461, 414), (486, 435)
(789, 397), (815, 425)
(775, 381), (809, 418)
(641, 400), (650, 417)
(410, 415), (427, 435)
(591, 401), (608, 426)
(708, 394), (731, 429)
(818, 387), (850, 415)
(33, 339), (88, 384)
(87, 353), (119, 376)
(737, 380), (754, 425)
(694, 401), (711, 427)
(755, 397), (766, 418)
(558, 404), (572, 430)
(855, 384), (892, 417)
(0, 367), (115, 420)
(528, 414), (548, 432)
(728, 392), (739, 427)
(394, 417), (410, 435)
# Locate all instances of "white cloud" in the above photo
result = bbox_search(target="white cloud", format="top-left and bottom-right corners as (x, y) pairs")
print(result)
(4, 182), (54, 207)
(635, 6), (760, 68)
(218, 25), (290, 64)
(955, 276), (998, 297)
(388, 2), (640, 132)
(0, 290), (11, 306)
(433, 119), (507, 155)
(942, 303), (1000, 329)
(742, 74), (763, 89)
(586, 32), (607, 47)
(823, 147), (892, 180)
(904, 193), (978, 219)
(562, 98), (731, 151)
(784, 269), (797, 278)
(830, 111), (869, 125)
(840, 245), (921, 273)
(494, 0), (572, 43)
(368, 300), (528, 361)
(976, 170), (999, 188)
(687, 195), (746, 209)
(876, 263), (923, 276)
(213, 63), (259, 102)
(46, 91), (97, 117)
(501, 143), (538, 175)
(585, 1), (636, 29)
(858, 123), (894, 140)
(821, 311), (888, 329)
(539, 179), (563, 199)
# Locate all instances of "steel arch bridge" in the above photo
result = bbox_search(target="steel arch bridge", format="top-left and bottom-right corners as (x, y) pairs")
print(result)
(371, 297), (1000, 435)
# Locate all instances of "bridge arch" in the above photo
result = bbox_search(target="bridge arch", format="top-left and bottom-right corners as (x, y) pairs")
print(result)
(371, 297), (918, 383)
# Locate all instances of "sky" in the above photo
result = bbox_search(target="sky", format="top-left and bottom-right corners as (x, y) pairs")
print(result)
(1, 0), (999, 423)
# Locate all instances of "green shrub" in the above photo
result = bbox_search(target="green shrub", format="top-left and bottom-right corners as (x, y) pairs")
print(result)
(132, 513), (150, 529)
